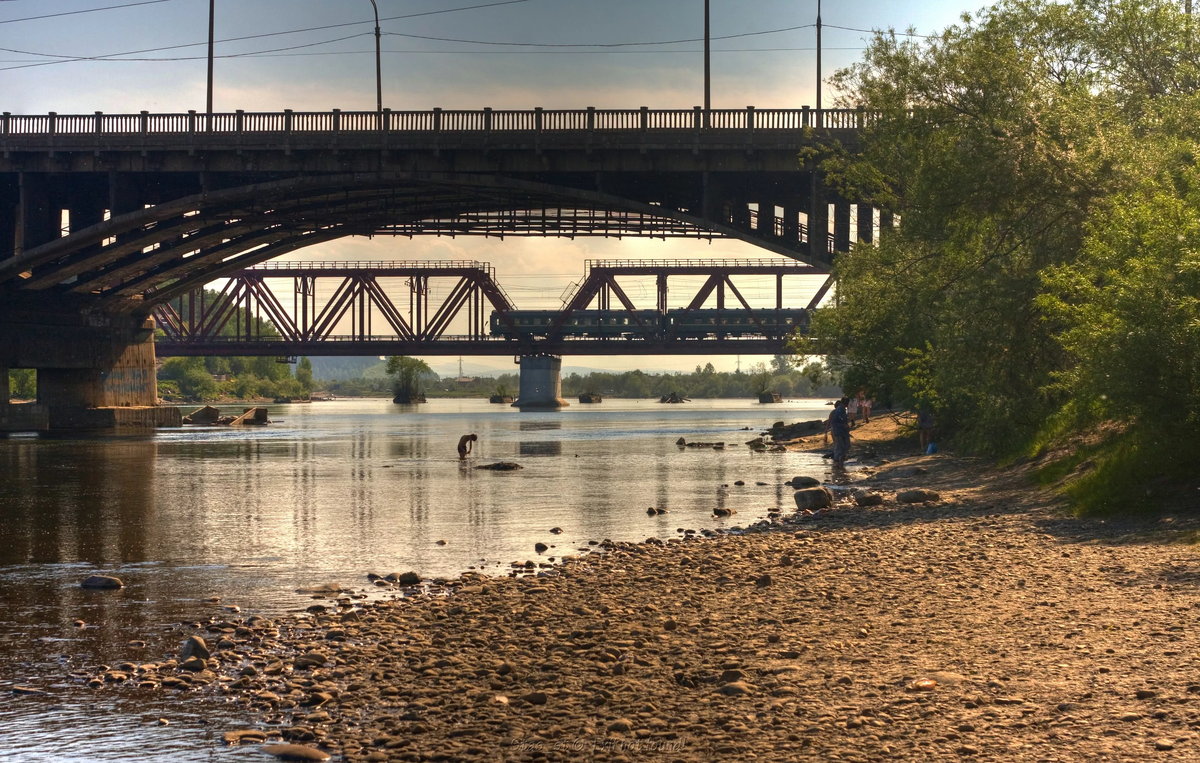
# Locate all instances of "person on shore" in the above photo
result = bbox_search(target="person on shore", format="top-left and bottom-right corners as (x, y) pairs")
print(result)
(860, 392), (872, 424)
(825, 398), (851, 468)
(916, 409), (935, 453)
(457, 433), (478, 460)
(847, 394), (859, 428)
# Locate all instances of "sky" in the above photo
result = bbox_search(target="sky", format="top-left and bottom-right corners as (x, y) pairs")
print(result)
(2, 0), (980, 373)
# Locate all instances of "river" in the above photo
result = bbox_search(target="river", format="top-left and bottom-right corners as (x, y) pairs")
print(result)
(0, 397), (832, 761)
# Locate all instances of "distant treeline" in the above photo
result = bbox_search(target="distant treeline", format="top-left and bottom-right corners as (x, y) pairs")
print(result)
(313, 356), (841, 400)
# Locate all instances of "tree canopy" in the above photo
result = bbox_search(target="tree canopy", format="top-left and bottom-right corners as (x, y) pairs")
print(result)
(809, 0), (1200, 506)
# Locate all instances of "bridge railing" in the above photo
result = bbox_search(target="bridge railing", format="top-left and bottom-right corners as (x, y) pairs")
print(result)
(0, 107), (877, 137)
(247, 260), (496, 273)
(584, 258), (820, 271)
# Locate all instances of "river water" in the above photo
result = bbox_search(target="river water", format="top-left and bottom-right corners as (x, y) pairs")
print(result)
(0, 397), (831, 761)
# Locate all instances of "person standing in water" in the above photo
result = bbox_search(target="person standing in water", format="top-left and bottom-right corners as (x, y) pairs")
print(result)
(457, 433), (478, 460)
(825, 398), (851, 468)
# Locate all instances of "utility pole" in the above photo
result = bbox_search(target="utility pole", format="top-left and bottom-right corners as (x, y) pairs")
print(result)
(809, 0), (825, 260)
(704, 0), (711, 128)
(815, 0), (822, 126)
(369, 0), (383, 113)
(206, 0), (215, 128)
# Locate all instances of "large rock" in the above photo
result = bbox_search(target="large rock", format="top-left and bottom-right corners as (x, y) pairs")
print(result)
(261, 745), (331, 762)
(790, 476), (822, 488)
(475, 462), (523, 471)
(80, 575), (123, 590)
(896, 489), (941, 504)
(398, 571), (421, 586)
(179, 636), (210, 661)
(794, 487), (833, 511)
(854, 491), (884, 507)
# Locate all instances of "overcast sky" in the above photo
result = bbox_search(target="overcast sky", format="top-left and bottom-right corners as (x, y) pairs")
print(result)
(3, 0), (979, 373)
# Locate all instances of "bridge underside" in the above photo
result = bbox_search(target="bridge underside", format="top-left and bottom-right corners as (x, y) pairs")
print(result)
(0, 169), (835, 312)
(0, 112), (876, 424)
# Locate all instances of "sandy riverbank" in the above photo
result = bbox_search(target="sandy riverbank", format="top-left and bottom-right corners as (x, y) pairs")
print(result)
(77, 418), (1200, 761)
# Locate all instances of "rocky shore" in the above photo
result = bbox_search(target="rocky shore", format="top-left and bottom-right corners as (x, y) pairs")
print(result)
(75, 419), (1200, 761)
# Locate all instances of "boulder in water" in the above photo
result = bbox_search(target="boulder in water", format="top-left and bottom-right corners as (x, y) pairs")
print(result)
(476, 462), (523, 471)
(179, 635), (210, 661)
(81, 575), (123, 590)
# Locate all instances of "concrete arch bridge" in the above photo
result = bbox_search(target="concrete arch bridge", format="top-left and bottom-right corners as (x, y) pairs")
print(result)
(0, 107), (885, 427)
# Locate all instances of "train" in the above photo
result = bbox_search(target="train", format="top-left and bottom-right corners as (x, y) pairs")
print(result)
(489, 309), (808, 339)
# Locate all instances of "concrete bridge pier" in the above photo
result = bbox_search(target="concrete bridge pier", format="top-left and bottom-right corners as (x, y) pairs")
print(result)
(513, 355), (569, 410)
(0, 305), (181, 431)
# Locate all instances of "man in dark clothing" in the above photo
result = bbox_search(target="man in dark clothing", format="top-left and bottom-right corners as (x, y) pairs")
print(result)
(826, 398), (851, 468)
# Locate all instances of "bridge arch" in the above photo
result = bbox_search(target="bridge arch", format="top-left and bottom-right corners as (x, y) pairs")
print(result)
(0, 171), (830, 317)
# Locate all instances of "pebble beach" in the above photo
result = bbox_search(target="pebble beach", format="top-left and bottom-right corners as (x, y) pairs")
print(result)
(65, 418), (1200, 762)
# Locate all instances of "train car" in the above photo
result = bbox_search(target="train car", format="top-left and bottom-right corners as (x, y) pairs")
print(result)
(664, 309), (808, 338)
(490, 310), (663, 339)
(490, 308), (806, 339)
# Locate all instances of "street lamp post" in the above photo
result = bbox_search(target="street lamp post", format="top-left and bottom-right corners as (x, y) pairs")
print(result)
(369, 0), (382, 113)
(206, 0), (215, 129)
(815, 0), (822, 127)
(704, 0), (711, 127)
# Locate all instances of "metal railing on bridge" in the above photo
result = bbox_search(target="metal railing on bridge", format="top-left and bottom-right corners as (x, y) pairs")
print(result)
(0, 106), (875, 137)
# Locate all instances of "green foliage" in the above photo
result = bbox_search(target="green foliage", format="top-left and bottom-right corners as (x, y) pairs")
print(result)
(749, 363), (774, 396)
(159, 357), (218, 399)
(295, 357), (314, 394)
(818, 0), (1200, 508)
(8, 369), (36, 400)
(385, 356), (433, 400)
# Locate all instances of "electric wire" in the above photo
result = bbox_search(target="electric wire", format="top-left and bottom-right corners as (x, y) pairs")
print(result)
(0, 0), (171, 25)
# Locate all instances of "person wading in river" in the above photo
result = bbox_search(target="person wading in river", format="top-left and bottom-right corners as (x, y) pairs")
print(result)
(457, 433), (478, 461)
(824, 398), (851, 468)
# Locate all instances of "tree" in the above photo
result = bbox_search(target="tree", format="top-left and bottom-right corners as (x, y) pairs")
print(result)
(159, 357), (218, 399)
(295, 357), (314, 395)
(8, 369), (36, 400)
(386, 356), (432, 403)
(749, 363), (774, 396)
(809, 0), (1200, 454)
(770, 354), (793, 374)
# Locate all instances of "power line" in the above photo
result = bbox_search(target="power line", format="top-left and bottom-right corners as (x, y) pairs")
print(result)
(0, 0), (172, 24)
(825, 23), (941, 40)
(0, 20), (823, 73)
(0, 0), (535, 72)
(382, 23), (815, 49)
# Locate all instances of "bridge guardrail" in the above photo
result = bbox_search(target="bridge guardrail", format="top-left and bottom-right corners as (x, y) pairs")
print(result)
(0, 107), (877, 137)
(584, 258), (821, 271)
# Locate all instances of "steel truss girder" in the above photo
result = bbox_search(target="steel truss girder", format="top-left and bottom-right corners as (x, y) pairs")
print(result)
(152, 263), (515, 345)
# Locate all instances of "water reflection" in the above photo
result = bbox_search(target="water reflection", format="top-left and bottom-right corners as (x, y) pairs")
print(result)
(519, 440), (563, 457)
(0, 398), (833, 762)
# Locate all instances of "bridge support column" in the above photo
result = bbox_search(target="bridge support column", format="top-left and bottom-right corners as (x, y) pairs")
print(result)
(808, 177), (829, 260)
(513, 355), (569, 410)
(0, 176), (17, 259)
(17, 172), (58, 256)
(0, 305), (180, 431)
(880, 209), (894, 234)
(833, 200), (853, 254)
(856, 203), (874, 244)
(783, 204), (802, 246)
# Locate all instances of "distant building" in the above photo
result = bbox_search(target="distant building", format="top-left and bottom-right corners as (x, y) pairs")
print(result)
(456, 376), (476, 386)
